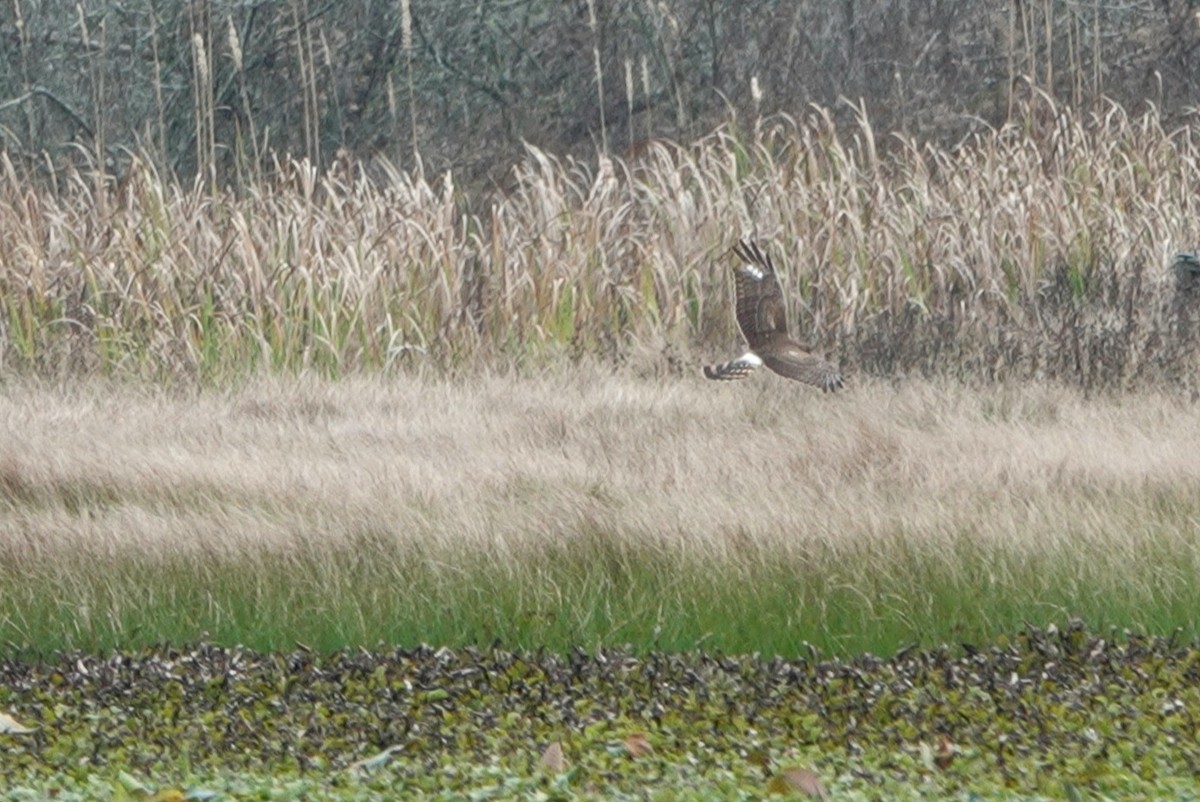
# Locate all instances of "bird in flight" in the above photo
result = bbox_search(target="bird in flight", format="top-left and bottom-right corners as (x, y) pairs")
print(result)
(703, 239), (843, 391)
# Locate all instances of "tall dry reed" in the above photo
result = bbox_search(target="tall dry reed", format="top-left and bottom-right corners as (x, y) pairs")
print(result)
(1, 95), (1199, 389)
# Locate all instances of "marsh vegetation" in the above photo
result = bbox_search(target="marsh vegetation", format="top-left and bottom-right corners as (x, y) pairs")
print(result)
(3, 370), (1198, 658)
(3, 94), (1200, 799)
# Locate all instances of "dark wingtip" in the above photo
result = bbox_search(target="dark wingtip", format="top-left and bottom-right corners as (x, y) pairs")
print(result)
(734, 235), (765, 254)
(731, 238), (772, 276)
(731, 238), (752, 263)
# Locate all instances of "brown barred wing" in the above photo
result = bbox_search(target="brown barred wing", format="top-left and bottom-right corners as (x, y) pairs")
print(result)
(759, 341), (844, 392)
(731, 239), (790, 350)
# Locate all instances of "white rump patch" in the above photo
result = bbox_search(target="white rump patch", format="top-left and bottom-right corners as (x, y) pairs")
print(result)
(738, 351), (764, 366)
(737, 264), (766, 281)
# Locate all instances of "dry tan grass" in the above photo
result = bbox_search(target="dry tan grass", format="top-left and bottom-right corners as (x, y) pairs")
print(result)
(2, 367), (1197, 573)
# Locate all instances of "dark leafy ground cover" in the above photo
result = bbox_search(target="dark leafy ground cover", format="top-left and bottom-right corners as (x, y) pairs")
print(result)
(2, 624), (1200, 800)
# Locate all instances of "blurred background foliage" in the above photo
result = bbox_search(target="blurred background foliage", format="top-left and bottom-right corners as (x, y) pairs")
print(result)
(2, 0), (1199, 191)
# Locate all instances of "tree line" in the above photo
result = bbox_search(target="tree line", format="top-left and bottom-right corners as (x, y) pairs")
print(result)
(0, 0), (1197, 190)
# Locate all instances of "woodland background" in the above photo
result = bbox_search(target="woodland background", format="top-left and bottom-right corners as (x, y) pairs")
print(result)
(2, 1), (1199, 189)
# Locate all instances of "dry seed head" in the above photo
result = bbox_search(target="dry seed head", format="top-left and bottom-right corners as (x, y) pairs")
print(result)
(320, 29), (334, 69)
(75, 2), (88, 43)
(400, 0), (413, 55)
(192, 34), (209, 87)
(658, 2), (679, 38)
(751, 75), (762, 105)
(226, 17), (243, 73)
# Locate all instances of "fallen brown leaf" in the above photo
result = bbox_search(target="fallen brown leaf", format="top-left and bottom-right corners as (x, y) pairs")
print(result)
(624, 731), (654, 759)
(767, 766), (828, 799)
(538, 741), (566, 773)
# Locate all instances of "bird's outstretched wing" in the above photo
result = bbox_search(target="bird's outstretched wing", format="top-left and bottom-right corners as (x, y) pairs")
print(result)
(731, 239), (789, 349)
(702, 351), (763, 381)
(760, 342), (844, 392)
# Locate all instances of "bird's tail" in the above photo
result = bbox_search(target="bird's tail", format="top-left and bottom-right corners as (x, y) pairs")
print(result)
(702, 352), (762, 381)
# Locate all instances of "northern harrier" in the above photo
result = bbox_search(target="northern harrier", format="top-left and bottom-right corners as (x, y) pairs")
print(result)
(703, 239), (843, 391)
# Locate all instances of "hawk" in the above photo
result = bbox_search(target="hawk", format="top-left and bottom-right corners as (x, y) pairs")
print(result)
(703, 239), (843, 391)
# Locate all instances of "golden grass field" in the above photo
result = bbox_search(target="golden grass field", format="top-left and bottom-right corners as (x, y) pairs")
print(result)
(2, 368), (1196, 562)
(3, 366), (1199, 654)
